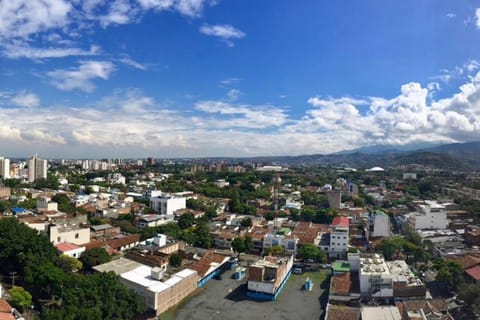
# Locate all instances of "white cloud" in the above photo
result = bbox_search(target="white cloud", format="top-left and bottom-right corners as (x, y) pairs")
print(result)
(138, 0), (213, 17)
(3, 42), (100, 59)
(226, 89), (241, 101)
(11, 92), (40, 108)
(0, 0), (71, 39)
(446, 13), (456, 19)
(47, 60), (115, 92)
(3, 63), (480, 157)
(476, 8), (480, 28)
(99, 0), (139, 27)
(200, 24), (246, 46)
(195, 100), (288, 128)
(118, 57), (147, 70)
(220, 77), (240, 86)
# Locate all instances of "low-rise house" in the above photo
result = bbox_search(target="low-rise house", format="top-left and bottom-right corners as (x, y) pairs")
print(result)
(49, 224), (90, 246)
(0, 299), (16, 320)
(56, 242), (85, 258)
(465, 265), (480, 284)
(247, 255), (293, 301)
(324, 304), (360, 320)
(94, 258), (198, 316)
(137, 214), (174, 229)
(395, 299), (453, 320)
(361, 306), (402, 320)
(186, 251), (230, 287)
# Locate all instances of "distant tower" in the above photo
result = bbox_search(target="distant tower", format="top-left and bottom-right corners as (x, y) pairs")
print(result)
(273, 173), (281, 213)
(326, 190), (342, 209)
(28, 154), (47, 182)
(0, 156), (10, 179)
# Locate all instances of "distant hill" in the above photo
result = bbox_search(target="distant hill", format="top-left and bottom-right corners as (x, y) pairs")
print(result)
(240, 141), (480, 170)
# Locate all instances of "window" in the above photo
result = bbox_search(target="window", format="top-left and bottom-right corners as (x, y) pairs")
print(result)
(75, 233), (79, 239)
(57, 237), (61, 242)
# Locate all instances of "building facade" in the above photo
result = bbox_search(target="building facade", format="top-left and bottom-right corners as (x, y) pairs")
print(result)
(329, 216), (349, 259)
(150, 194), (186, 216)
(27, 154), (47, 182)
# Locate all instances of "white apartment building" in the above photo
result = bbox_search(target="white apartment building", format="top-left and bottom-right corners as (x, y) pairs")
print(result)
(150, 194), (186, 216)
(349, 253), (393, 297)
(263, 233), (298, 255)
(369, 210), (390, 238)
(108, 173), (126, 185)
(408, 200), (448, 230)
(329, 216), (349, 258)
(27, 154), (47, 182)
(0, 156), (10, 179)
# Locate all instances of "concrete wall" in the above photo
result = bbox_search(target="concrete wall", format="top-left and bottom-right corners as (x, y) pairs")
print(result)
(50, 226), (90, 245)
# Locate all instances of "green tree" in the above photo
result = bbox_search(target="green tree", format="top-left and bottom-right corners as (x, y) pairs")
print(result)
(244, 235), (253, 254)
(231, 237), (246, 254)
(192, 222), (212, 248)
(178, 212), (195, 229)
(265, 245), (285, 256)
(9, 286), (32, 310)
(299, 244), (326, 263)
(57, 254), (83, 272)
(169, 254), (183, 268)
(116, 220), (138, 234)
(240, 217), (252, 228)
(80, 248), (111, 271)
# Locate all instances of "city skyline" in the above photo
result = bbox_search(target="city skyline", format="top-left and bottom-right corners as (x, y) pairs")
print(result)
(1, 1), (480, 158)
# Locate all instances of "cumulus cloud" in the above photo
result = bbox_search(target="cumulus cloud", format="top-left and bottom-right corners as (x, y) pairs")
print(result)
(11, 92), (40, 108)
(0, 0), (216, 61)
(0, 0), (71, 39)
(200, 24), (246, 46)
(3, 67), (480, 157)
(47, 60), (115, 92)
(476, 8), (480, 28)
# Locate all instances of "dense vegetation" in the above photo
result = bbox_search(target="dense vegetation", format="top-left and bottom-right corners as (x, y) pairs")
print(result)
(0, 218), (144, 319)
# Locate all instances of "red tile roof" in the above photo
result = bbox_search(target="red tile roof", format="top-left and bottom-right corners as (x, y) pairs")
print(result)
(332, 216), (349, 227)
(0, 300), (11, 314)
(466, 265), (480, 281)
(56, 242), (81, 252)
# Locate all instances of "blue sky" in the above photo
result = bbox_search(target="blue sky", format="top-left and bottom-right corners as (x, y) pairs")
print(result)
(0, 0), (480, 158)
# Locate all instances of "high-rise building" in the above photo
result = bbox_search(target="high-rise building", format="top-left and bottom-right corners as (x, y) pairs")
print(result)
(0, 157), (10, 179)
(28, 154), (48, 182)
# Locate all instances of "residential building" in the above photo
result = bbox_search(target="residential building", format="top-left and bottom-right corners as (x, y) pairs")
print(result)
(150, 194), (186, 216)
(27, 154), (47, 182)
(137, 214), (174, 229)
(263, 232), (298, 255)
(329, 216), (349, 259)
(94, 258), (198, 316)
(369, 210), (390, 238)
(0, 157), (9, 179)
(0, 299), (16, 320)
(247, 255), (293, 300)
(361, 306), (401, 320)
(49, 224), (90, 246)
(36, 197), (58, 213)
(408, 201), (449, 230)
(55, 242), (85, 258)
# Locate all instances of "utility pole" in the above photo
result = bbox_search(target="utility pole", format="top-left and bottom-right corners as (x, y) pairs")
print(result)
(9, 271), (17, 287)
